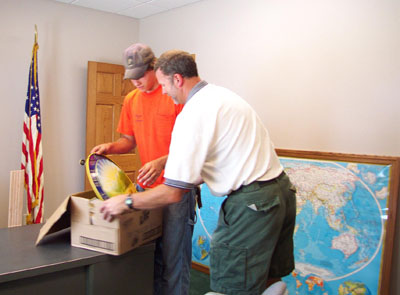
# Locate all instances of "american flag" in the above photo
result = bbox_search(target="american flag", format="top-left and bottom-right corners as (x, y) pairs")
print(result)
(21, 37), (44, 224)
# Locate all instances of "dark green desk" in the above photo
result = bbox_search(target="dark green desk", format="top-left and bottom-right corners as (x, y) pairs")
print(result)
(0, 224), (155, 294)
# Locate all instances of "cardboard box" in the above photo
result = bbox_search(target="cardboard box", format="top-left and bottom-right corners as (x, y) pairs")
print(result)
(36, 190), (162, 255)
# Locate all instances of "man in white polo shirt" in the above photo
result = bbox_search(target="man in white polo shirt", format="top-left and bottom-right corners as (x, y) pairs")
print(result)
(100, 50), (296, 295)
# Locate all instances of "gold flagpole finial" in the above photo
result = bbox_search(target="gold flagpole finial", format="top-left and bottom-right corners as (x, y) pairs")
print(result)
(34, 24), (38, 44)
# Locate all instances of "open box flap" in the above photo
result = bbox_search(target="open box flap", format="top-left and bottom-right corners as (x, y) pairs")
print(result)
(35, 196), (71, 245)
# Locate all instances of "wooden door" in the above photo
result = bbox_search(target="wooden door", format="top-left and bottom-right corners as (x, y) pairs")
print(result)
(85, 61), (141, 190)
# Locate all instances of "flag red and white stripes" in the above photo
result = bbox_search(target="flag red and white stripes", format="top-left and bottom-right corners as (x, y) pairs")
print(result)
(21, 37), (44, 224)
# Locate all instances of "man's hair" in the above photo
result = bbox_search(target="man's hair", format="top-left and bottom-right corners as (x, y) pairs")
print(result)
(147, 58), (156, 71)
(154, 50), (198, 78)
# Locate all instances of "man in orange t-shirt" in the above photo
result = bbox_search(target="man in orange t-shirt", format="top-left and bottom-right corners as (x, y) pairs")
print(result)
(91, 44), (196, 295)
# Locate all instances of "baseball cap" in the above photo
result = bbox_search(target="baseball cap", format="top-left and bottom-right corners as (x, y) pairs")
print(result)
(123, 43), (155, 80)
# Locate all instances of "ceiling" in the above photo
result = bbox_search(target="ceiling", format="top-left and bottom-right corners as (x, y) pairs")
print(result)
(53, 0), (203, 19)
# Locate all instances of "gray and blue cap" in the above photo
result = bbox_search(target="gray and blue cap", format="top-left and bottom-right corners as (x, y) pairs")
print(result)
(123, 43), (155, 80)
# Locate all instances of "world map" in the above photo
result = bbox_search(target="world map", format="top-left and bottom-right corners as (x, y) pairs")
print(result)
(192, 157), (391, 294)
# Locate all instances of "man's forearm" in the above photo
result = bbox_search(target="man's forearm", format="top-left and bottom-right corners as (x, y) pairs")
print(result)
(108, 136), (136, 154)
(100, 184), (186, 221)
(132, 184), (185, 209)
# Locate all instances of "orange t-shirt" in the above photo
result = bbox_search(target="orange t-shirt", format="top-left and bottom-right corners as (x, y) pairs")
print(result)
(117, 85), (183, 188)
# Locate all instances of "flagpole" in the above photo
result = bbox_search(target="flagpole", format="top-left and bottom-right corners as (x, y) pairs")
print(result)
(21, 25), (44, 224)
(34, 24), (38, 43)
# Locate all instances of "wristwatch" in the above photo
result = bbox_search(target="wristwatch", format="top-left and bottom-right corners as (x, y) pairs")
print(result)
(125, 195), (134, 210)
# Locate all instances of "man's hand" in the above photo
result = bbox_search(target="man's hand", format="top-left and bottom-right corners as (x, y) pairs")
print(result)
(90, 143), (112, 155)
(100, 194), (129, 222)
(137, 156), (167, 186)
(90, 135), (137, 155)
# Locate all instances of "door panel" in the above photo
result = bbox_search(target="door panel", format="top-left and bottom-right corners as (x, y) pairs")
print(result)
(85, 61), (140, 190)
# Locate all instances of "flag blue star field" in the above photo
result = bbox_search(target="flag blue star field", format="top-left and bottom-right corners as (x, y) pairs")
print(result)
(21, 38), (44, 224)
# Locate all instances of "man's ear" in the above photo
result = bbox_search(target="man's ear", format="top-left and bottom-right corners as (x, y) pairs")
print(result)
(173, 73), (184, 88)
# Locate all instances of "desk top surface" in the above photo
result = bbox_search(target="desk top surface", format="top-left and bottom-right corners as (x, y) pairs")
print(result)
(0, 224), (111, 283)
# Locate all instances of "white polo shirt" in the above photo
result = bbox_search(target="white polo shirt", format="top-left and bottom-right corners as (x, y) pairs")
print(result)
(164, 83), (283, 197)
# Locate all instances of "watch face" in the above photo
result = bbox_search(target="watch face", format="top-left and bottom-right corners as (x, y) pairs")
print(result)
(125, 197), (133, 209)
(85, 153), (136, 201)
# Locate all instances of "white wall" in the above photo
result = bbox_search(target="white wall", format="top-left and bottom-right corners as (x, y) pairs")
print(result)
(141, 0), (400, 157)
(139, 0), (400, 293)
(0, 0), (140, 228)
